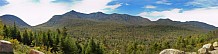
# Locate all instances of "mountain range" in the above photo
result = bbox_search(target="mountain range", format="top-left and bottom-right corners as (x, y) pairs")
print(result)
(0, 10), (217, 31)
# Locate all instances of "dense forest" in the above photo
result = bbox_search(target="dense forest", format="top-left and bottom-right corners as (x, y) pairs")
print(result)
(0, 19), (218, 54)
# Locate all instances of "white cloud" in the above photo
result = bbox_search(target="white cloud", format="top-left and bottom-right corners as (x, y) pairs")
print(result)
(156, 0), (172, 5)
(71, 0), (121, 14)
(186, 0), (218, 7)
(0, 0), (71, 26)
(0, 0), (120, 26)
(106, 3), (122, 10)
(138, 7), (218, 27)
(125, 3), (129, 5)
(144, 5), (156, 9)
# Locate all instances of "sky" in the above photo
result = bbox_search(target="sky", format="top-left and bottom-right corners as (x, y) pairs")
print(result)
(0, 0), (218, 26)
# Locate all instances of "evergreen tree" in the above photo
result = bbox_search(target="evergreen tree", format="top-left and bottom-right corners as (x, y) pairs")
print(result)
(62, 27), (67, 38)
(126, 43), (137, 54)
(11, 22), (17, 39)
(3, 25), (9, 38)
(61, 37), (80, 54)
(16, 31), (22, 42)
(84, 38), (104, 54)
(22, 29), (29, 45)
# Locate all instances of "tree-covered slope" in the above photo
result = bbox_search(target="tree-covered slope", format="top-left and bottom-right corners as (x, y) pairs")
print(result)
(37, 10), (217, 32)
(0, 15), (30, 27)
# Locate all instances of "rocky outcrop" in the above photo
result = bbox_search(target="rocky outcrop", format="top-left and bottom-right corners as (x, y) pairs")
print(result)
(159, 49), (185, 54)
(198, 48), (209, 54)
(0, 40), (45, 54)
(199, 42), (218, 54)
(213, 42), (218, 47)
(29, 49), (44, 54)
(160, 42), (218, 54)
(0, 40), (14, 54)
(185, 52), (197, 54)
(202, 43), (214, 51)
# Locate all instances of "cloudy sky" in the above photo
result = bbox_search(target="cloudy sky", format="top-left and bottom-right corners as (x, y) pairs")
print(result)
(0, 0), (218, 26)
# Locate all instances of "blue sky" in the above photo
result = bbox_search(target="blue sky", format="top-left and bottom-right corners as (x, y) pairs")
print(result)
(0, 0), (218, 26)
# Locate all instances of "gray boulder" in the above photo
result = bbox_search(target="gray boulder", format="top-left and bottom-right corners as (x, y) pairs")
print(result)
(29, 49), (44, 54)
(0, 40), (13, 54)
(209, 50), (218, 54)
(159, 49), (185, 54)
(185, 52), (197, 54)
(203, 43), (214, 51)
(213, 42), (218, 47)
(198, 48), (209, 54)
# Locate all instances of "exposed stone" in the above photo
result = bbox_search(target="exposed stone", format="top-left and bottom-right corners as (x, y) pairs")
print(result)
(159, 49), (185, 54)
(0, 40), (13, 54)
(198, 48), (209, 54)
(203, 43), (214, 51)
(160, 42), (218, 54)
(29, 49), (44, 54)
(213, 42), (218, 47)
(209, 50), (218, 54)
(185, 52), (197, 54)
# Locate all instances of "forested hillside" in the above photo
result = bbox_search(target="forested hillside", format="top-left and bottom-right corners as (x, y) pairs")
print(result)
(37, 10), (217, 31)
(1, 19), (218, 54)
(0, 15), (30, 27)
(0, 11), (218, 54)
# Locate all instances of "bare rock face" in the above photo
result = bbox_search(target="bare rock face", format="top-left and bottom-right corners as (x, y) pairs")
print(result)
(213, 42), (218, 47)
(185, 52), (197, 54)
(29, 49), (44, 54)
(159, 49), (185, 54)
(160, 42), (218, 54)
(202, 43), (214, 51)
(209, 42), (218, 54)
(198, 48), (209, 54)
(0, 40), (13, 54)
(210, 49), (218, 54)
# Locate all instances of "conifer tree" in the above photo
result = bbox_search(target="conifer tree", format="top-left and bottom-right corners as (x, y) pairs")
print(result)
(85, 38), (104, 54)
(61, 37), (80, 54)
(11, 22), (17, 39)
(22, 29), (29, 45)
(3, 25), (9, 38)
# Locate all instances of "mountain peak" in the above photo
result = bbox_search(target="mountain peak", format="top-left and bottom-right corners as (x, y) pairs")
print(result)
(64, 10), (83, 15)
(90, 12), (105, 15)
(0, 15), (30, 27)
(95, 12), (104, 14)
(157, 18), (173, 21)
(1, 14), (19, 18)
(69, 10), (77, 13)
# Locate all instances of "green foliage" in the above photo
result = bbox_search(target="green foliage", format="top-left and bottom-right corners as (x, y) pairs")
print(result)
(61, 37), (80, 54)
(126, 43), (137, 54)
(84, 38), (104, 54)
(1, 21), (218, 54)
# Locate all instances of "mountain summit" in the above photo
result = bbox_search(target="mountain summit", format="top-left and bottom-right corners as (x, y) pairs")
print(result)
(37, 10), (217, 31)
(38, 10), (151, 27)
(0, 15), (30, 27)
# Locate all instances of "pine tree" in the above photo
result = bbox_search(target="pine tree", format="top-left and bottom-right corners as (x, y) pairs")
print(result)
(61, 37), (80, 54)
(16, 31), (22, 42)
(84, 38), (104, 54)
(62, 27), (67, 38)
(11, 22), (17, 39)
(22, 29), (29, 45)
(126, 43), (137, 54)
(3, 25), (9, 38)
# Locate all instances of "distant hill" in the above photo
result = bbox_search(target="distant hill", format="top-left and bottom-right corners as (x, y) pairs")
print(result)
(38, 10), (151, 27)
(0, 10), (216, 31)
(37, 10), (217, 31)
(1, 10), (217, 54)
(152, 19), (217, 31)
(0, 15), (30, 27)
